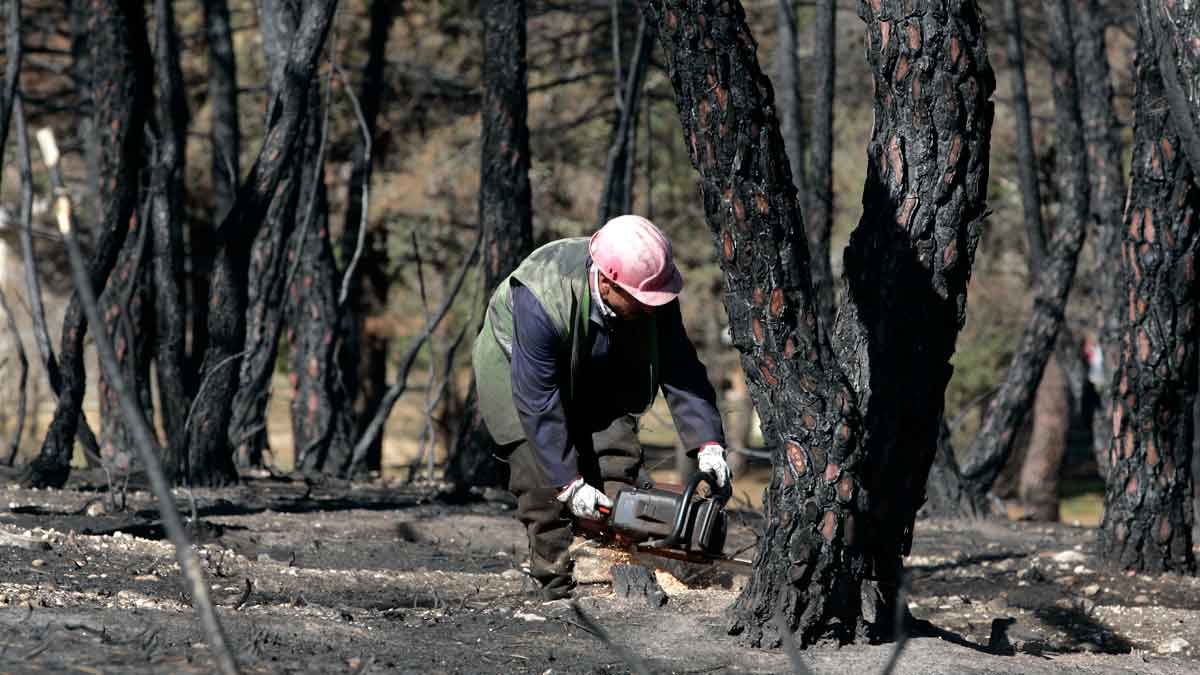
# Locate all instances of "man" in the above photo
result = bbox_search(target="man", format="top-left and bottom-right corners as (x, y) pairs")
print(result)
(472, 214), (731, 599)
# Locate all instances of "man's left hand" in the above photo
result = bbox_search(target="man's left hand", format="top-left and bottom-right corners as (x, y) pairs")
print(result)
(697, 444), (731, 489)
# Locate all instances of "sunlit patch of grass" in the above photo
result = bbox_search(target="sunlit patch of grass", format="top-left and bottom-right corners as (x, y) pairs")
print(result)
(1059, 488), (1105, 528)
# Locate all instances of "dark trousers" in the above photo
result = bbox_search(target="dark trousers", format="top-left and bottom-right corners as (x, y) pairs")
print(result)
(499, 415), (643, 588)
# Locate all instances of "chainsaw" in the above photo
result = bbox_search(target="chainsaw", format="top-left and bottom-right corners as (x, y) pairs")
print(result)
(574, 471), (753, 572)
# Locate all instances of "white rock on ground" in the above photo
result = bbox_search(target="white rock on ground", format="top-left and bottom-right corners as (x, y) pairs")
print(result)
(1156, 637), (1190, 655)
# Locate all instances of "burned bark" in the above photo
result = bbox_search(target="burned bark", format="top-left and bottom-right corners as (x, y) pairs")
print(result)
(598, 12), (652, 225)
(446, 0), (534, 488)
(1002, 0), (1046, 267)
(807, 0), (837, 332)
(1098, 8), (1198, 575)
(149, 0), (192, 479)
(23, 0), (149, 488)
(194, 0), (240, 373)
(186, 0), (339, 486)
(640, 0), (994, 647)
(0, 0), (21, 175)
(774, 0), (806, 207)
(1073, 0), (1125, 479)
(956, 0), (1091, 510)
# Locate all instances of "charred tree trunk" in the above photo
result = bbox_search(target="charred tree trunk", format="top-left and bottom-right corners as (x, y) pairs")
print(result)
(806, 0), (837, 332)
(1073, 0), (1124, 480)
(774, 0), (805, 207)
(288, 89), (354, 475)
(955, 0), (1091, 513)
(0, 0), (21, 175)
(1003, 0), (1046, 266)
(186, 0), (338, 487)
(598, 12), (652, 225)
(149, 0), (192, 480)
(1016, 353), (1070, 520)
(446, 0), (534, 489)
(23, 0), (149, 488)
(641, 0), (993, 647)
(339, 0), (394, 473)
(195, 0), (241, 374)
(1098, 7), (1198, 575)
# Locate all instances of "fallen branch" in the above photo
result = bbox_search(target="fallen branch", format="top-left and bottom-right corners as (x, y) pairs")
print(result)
(46, 129), (239, 675)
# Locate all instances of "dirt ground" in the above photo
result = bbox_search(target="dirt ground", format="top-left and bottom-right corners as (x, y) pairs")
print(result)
(1, 471), (1199, 674)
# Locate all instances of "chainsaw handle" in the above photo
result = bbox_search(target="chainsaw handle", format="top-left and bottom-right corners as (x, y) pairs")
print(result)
(657, 471), (727, 549)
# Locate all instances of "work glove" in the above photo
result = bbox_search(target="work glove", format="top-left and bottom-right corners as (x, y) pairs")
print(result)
(556, 476), (613, 521)
(697, 444), (732, 490)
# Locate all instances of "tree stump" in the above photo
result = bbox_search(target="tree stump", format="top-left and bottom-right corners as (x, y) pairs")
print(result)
(611, 563), (667, 608)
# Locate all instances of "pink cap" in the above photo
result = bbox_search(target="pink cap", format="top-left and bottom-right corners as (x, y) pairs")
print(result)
(589, 215), (684, 306)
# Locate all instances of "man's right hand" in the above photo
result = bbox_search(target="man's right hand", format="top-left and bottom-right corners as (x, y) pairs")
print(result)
(556, 476), (613, 521)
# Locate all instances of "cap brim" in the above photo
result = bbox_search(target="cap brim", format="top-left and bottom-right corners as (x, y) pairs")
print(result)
(621, 264), (684, 307)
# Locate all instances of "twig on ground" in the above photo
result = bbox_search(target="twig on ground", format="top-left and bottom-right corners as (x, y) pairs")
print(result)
(44, 129), (239, 675)
(569, 601), (652, 675)
(235, 578), (253, 610)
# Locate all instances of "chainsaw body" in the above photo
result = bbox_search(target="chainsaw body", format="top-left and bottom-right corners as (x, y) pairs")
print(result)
(578, 472), (729, 558)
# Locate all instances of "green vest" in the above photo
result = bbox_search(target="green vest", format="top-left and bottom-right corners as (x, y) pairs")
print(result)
(472, 238), (662, 446)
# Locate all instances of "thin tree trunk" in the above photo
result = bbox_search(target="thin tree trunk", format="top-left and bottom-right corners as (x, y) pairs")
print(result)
(227, 0), (303, 469)
(1016, 353), (1069, 520)
(775, 0), (806, 218)
(598, 12), (652, 225)
(23, 0), (149, 488)
(806, 0), (836, 332)
(340, 0), (394, 473)
(956, 0), (1092, 512)
(0, 287), (28, 466)
(195, 0), (240, 376)
(446, 0), (533, 489)
(1072, 0), (1124, 480)
(1003, 0), (1046, 267)
(0, 0), (22, 179)
(186, 0), (339, 487)
(641, 0), (994, 647)
(150, 0), (192, 480)
(1098, 6), (1198, 574)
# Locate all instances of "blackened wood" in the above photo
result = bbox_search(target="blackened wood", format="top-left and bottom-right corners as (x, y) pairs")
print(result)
(774, 0), (806, 216)
(150, 0), (192, 480)
(186, 0), (339, 486)
(446, 0), (534, 487)
(958, 0), (1090, 506)
(1145, 0), (1200, 181)
(807, 0), (836, 332)
(1073, 0), (1124, 479)
(1002, 0), (1046, 268)
(1099, 12), (1198, 574)
(23, 0), (149, 488)
(193, 0), (240, 374)
(830, 0), (995, 633)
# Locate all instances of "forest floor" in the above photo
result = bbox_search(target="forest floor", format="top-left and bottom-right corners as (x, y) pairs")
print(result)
(0, 471), (1198, 674)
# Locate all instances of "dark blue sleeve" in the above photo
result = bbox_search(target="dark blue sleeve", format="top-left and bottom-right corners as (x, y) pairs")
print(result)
(656, 300), (726, 453)
(510, 284), (579, 488)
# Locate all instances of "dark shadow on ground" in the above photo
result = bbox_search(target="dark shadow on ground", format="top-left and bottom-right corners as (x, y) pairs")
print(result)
(1032, 605), (1134, 654)
(908, 551), (1030, 576)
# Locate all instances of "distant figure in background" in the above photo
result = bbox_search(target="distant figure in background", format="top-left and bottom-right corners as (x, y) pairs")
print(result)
(471, 215), (730, 599)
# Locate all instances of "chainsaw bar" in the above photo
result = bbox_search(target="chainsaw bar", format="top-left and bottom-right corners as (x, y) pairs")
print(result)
(632, 543), (754, 572)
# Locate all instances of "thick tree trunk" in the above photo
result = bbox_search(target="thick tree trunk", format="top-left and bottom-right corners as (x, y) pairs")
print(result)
(195, 0), (241, 374)
(1098, 9), (1198, 575)
(1016, 353), (1070, 520)
(339, 0), (394, 472)
(446, 0), (533, 489)
(23, 0), (149, 488)
(956, 0), (1091, 511)
(1073, 0), (1124, 480)
(806, 0), (836, 332)
(641, 0), (993, 647)
(829, 0), (994, 629)
(150, 0), (192, 480)
(1145, 0), (1200, 182)
(186, 0), (339, 486)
